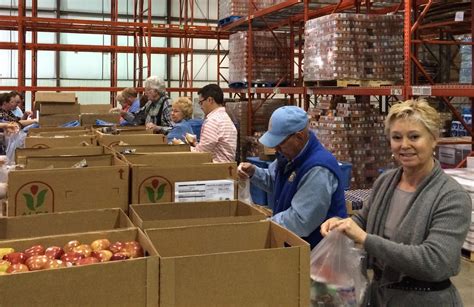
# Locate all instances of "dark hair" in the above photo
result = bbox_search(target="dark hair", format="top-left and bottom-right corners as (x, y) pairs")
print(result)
(0, 92), (11, 106)
(10, 90), (22, 98)
(198, 84), (224, 105)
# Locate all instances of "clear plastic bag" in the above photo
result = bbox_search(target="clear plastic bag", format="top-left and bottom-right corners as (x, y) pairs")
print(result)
(237, 178), (253, 204)
(310, 230), (368, 307)
(5, 130), (26, 165)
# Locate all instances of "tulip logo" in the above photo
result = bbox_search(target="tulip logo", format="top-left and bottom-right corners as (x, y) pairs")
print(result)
(15, 182), (54, 215)
(138, 176), (171, 203)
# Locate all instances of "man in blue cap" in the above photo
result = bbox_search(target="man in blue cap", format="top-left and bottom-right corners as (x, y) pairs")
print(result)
(238, 106), (347, 249)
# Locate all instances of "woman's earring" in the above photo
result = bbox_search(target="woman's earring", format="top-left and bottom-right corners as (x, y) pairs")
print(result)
(391, 154), (395, 161)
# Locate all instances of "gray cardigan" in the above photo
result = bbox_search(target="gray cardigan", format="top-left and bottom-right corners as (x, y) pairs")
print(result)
(353, 160), (471, 286)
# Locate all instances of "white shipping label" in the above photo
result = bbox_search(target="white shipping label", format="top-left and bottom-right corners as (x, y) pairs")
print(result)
(174, 179), (235, 203)
(455, 11), (464, 22)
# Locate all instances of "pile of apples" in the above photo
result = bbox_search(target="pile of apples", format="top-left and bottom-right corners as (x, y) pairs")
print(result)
(0, 238), (144, 274)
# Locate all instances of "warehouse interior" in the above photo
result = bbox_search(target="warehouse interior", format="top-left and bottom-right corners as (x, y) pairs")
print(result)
(0, 0), (473, 306)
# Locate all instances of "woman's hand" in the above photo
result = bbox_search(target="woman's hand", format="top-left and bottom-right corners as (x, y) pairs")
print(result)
(320, 217), (342, 237)
(334, 218), (367, 244)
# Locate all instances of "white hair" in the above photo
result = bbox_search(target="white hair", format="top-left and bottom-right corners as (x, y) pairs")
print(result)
(144, 76), (166, 94)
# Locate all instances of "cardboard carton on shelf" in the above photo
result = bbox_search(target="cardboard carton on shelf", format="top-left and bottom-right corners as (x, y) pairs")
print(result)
(35, 91), (76, 104)
(0, 228), (158, 307)
(24, 135), (96, 148)
(146, 221), (309, 307)
(129, 200), (266, 229)
(0, 208), (133, 240)
(7, 156), (129, 216)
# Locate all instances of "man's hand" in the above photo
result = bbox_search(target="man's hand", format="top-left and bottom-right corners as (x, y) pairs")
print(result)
(22, 111), (33, 120)
(320, 217), (342, 237)
(237, 162), (256, 179)
(333, 218), (367, 244)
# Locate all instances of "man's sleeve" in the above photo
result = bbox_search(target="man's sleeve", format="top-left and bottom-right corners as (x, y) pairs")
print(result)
(271, 167), (338, 237)
(250, 160), (277, 194)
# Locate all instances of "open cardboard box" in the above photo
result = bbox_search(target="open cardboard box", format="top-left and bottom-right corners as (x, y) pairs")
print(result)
(35, 91), (76, 104)
(130, 162), (237, 204)
(0, 208), (133, 240)
(79, 104), (111, 113)
(7, 156), (129, 216)
(129, 200), (266, 229)
(27, 126), (90, 136)
(25, 154), (116, 169)
(95, 126), (153, 135)
(112, 144), (190, 153)
(38, 102), (80, 115)
(145, 221), (309, 306)
(30, 130), (94, 137)
(80, 113), (121, 126)
(39, 114), (81, 127)
(15, 146), (106, 165)
(25, 135), (96, 148)
(0, 228), (158, 306)
(96, 132), (167, 147)
(123, 152), (212, 166)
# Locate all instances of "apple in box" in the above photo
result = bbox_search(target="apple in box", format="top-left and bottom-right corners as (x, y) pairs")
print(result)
(45, 246), (65, 260)
(6, 263), (29, 274)
(44, 259), (67, 270)
(3, 252), (27, 265)
(91, 250), (113, 262)
(90, 239), (110, 251)
(72, 244), (92, 257)
(110, 252), (130, 261)
(61, 251), (84, 265)
(25, 255), (49, 271)
(76, 257), (99, 266)
(24, 245), (45, 259)
(0, 260), (11, 273)
(0, 248), (15, 259)
(63, 240), (80, 252)
(123, 241), (144, 258)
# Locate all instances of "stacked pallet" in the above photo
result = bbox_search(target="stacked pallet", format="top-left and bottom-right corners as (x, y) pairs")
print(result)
(228, 31), (291, 86)
(311, 96), (391, 189)
(218, 0), (274, 21)
(304, 13), (403, 82)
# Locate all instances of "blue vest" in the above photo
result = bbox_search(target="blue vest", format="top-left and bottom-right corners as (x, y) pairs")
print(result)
(272, 132), (347, 249)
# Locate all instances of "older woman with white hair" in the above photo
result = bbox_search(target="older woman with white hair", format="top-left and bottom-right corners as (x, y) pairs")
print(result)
(123, 76), (173, 133)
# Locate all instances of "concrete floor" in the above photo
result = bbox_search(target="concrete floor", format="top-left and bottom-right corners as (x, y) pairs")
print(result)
(453, 259), (474, 306)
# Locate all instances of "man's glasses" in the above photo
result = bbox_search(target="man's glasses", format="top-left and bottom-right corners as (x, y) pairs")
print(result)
(198, 98), (207, 105)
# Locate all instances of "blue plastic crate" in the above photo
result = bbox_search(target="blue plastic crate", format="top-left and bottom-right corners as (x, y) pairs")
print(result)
(338, 162), (352, 190)
(247, 157), (273, 206)
(188, 119), (203, 142)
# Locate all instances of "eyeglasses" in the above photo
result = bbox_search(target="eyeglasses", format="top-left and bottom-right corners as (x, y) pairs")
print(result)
(277, 133), (295, 147)
(198, 98), (207, 105)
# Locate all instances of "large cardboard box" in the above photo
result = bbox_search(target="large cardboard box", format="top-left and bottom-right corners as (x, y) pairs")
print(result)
(81, 113), (121, 126)
(31, 130), (94, 137)
(97, 133), (167, 147)
(0, 228), (158, 306)
(15, 146), (106, 165)
(129, 200), (266, 229)
(7, 157), (129, 216)
(95, 126), (153, 135)
(27, 126), (89, 136)
(146, 221), (309, 306)
(0, 208), (133, 240)
(39, 114), (80, 127)
(113, 144), (190, 153)
(39, 103), (80, 115)
(35, 91), (76, 103)
(80, 104), (111, 113)
(25, 135), (96, 148)
(123, 152), (212, 166)
(25, 154), (115, 169)
(130, 163), (237, 204)
(436, 143), (472, 168)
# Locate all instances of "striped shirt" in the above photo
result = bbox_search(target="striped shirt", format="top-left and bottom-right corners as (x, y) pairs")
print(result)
(192, 107), (237, 162)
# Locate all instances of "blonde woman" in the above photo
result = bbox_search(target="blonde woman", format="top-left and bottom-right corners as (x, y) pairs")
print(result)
(167, 97), (194, 143)
(321, 99), (471, 306)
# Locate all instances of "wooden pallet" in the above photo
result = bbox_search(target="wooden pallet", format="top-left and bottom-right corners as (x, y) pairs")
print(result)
(305, 79), (397, 87)
(461, 248), (474, 262)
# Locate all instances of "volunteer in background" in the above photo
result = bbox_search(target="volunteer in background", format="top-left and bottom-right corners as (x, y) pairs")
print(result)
(123, 76), (173, 133)
(238, 106), (347, 249)
(189, 84), (237, 163)
(167, 97), (194, 144)
(9, 91), (32, 120)
(0, 92), (37, 127)
(120, 87), (140, 114)
(321, 99), (471, 306)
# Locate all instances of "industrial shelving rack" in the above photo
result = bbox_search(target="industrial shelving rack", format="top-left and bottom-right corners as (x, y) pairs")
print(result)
(217, 0), (473, 158)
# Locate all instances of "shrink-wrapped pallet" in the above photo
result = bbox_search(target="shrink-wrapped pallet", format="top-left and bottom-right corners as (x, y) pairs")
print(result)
(219, 0), (274, 20)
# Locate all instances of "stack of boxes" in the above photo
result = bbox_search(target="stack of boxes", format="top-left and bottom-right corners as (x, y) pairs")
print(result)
(311, 96), (391, 189)
(218, 0), (274, 21)
(304, 13), (403, 82)
(35, 92), (80, 127)
(229, 31), (291, 86)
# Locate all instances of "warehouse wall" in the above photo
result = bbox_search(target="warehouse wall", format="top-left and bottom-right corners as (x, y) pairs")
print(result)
(0, 0), (226, 107)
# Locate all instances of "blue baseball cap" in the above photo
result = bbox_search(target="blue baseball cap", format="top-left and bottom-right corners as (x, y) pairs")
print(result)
(259, 106), (308, 148)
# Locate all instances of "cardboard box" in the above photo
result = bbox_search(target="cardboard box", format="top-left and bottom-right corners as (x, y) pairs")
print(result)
(146, 221), (309, 306)
(130, 163), (237, 204)
(25, 135), (96, 148)
(27, 126), (89, 136)
(0, 208), (133, 240)
(39, 103), (80, 115)
(436, 144), (472, 167)
(39, 114), (80, 127)
(0, 228), (158, 306)
(7, 157), (129, 216)
(123, 152), (212, 166)
(81, 113), (121, 126)
(95, 126), (153, 135)
(15, 146), (106, 165)
(32, 130), (94, 137)
(129, 200), (266, 229)
(80, 104), (112, 114)
(35, 91), (76, 103)
(97, 133), (167, 147)
(25, 154), (115, 169)
(113, 144), (190, 154)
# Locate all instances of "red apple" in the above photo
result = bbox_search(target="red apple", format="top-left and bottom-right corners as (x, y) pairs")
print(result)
(0, 260), (11, 273)
(123, 241), (144, 258)
(90, 239), (110, 251)
(76, 257), (99, 266)
(63, 240), (80, 252)
(110, 252), (130, 261)
(60, 251), (84, 265)
(109, 241), (124, 254)
(44, 246), (64, 260)
(44, 259), (67, 270)
(72, 244), (92, 257)
(6, 263), (29, 274)
(25, 255), (49, 271)
(24, 245), (45, 259)
(3, 252), (27, 264)
(91, 250), (113, 262)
